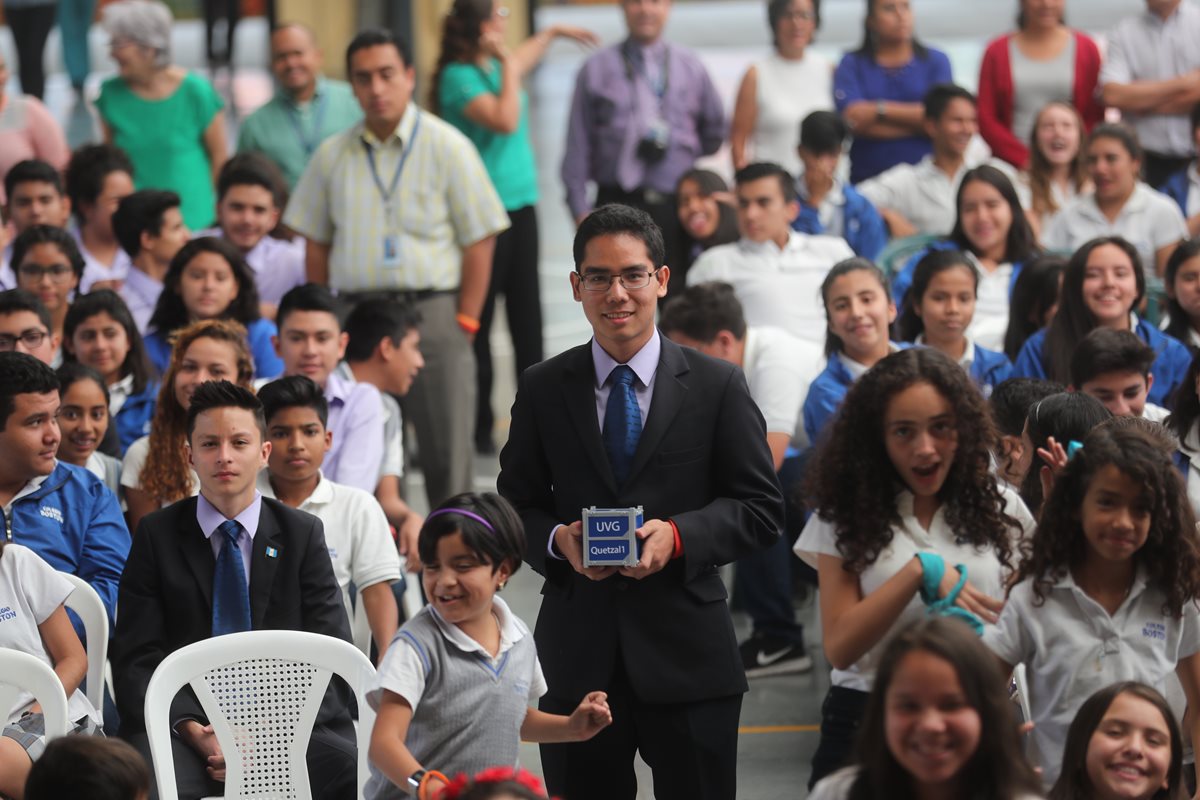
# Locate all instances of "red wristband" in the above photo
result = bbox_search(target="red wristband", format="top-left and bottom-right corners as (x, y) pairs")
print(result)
(456, 313), (481, 334)
(668, 519), (683, 559)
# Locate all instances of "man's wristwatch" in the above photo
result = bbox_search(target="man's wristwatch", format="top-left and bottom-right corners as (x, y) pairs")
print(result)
(875, 100), (887, 121)
(408, 769), (427, 795)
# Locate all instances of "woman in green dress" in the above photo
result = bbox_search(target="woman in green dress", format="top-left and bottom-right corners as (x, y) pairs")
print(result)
(431, 0), (595, 453)
(95, 0), (226, 231)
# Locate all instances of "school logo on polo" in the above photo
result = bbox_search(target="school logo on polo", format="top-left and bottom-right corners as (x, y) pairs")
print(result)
(1143, 622), (1166, 641)
(39, 505), (63, 524)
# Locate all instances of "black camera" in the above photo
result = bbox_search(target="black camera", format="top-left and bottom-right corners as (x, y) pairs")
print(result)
(637, 119), (670, 163)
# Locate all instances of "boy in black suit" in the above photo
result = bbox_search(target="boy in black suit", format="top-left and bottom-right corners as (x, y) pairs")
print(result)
(497, 204), (784, 800)
(112, 380), (356, 800)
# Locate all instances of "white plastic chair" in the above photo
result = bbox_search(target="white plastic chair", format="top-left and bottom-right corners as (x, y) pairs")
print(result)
(143, 630), (377, 800)
(0, 649), (70, 739)
(59, 573), (108, 725)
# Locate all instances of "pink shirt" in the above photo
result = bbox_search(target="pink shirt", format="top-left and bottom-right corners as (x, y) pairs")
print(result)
(0, 95), (68, 203)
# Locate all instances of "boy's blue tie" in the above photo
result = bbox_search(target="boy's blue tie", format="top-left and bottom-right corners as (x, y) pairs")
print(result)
(603, 365), (642, 485)
(212, 519), (251, 636)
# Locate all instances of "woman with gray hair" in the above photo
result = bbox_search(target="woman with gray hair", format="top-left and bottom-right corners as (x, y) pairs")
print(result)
(94, 0), (226, 231)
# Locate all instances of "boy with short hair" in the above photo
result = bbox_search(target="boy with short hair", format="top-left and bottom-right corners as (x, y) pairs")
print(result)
(989, 376), (1065, 488)
(112, 190), (190, 333)
(686, 161), (855, 346)
(257, 375), (401, 659)
(858, 84), (1009, 238)
(792, 111), (888, 261)
(1069, 327), (1167, 420)
(199, 153), (305, 316)
(0, 289), (57, 364)
(2, 159), (72, 290)
(0, 351), (128, 626)
(272, 283), (385, 492)
(113, 379), (357, 799)
(342, 297), (425, 569)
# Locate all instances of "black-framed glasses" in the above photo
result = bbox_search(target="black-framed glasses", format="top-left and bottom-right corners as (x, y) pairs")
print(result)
(577, 268), (661, 292)
(18, 263), (74, 283)
(0, 329), (48, 351)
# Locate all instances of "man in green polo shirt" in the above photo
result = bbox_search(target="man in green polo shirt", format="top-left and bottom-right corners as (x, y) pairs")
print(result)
(237, 23), (363, 189)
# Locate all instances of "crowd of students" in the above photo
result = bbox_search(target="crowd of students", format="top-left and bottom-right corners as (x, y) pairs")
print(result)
(6, 0), (1200, 798)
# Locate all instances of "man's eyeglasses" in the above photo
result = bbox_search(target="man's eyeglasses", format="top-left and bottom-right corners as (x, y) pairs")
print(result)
(18, 264), (74, 283)
(577, 268), (661, 292)
(0, 329), (49, 351)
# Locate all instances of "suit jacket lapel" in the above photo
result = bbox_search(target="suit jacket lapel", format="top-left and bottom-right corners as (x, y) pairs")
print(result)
(627, 339), (688, 484)
(177, 499), (216, 613)
(249, 505), (283, 629)
(563, 344), (618, 493)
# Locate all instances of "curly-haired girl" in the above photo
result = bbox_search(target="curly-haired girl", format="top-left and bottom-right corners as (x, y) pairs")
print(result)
(984, 425), (1200, 788)
(121, 318), (255, 532)
(796, 346), (1034, 788)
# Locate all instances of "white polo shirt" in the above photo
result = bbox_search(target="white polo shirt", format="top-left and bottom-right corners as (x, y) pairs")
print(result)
(1042, 183), (1186, 268)
(256, 470), (400, 616)
(687, 231), (855, 346)
(795, 484), (1034, 692)
(984, 569), (1200, 786)
(741, 326), (826, 449)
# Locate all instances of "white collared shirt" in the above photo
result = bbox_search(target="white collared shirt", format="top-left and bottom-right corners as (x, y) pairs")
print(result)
(985, 568), (1200, 786)
(1043, 183), (1187, 268)
(796, 485), (1034, 692)
(741, 326), (825, 448)
(1101, 2), (1200, 157)
(256, 469), (400, 610)
(108, 373), (134, 416)
(374, 595), (547, 713)
(687, 231), (855, 346)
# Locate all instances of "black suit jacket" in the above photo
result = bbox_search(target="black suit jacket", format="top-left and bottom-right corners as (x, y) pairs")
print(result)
(112, 495), (354, 736)
(497, 337), (784, 704)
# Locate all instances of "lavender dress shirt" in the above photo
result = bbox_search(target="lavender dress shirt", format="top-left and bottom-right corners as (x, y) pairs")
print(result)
(322, 372), (385, 493)
(562, 39), (727, 218)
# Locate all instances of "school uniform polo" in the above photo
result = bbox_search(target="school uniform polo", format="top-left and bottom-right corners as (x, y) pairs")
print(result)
(796, 489), (1032, 695)
(1041, 183), (1186, 268)
(985, 568), (1200, 786)
(256, 470), (400, 617)
(364, 595), (546, 799)
(686, 231), (855, 346)
(915, 336), (1013, 399)
(795, 485), (1034, 692)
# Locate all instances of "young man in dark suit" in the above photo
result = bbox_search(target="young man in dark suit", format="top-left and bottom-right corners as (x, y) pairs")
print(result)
(112, 380), (356, 800)
(497, 204), (785, 800)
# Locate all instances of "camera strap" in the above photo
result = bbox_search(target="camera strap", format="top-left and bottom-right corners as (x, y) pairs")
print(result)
(621, 39), (669, 103)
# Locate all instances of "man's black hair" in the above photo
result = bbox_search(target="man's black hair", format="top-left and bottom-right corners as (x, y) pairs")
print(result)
(734, 161), (797, 203)
(276, 283), (343, 332)
(346, 28), (413, 77)
(259, 374), (330, 429)
(0, 289), (52, 332)
(0, 351), (59, 431)
(1069, 328), (1157, 388)
(64, 144), (135, 224)
(4, 159), (63, 204)
(185, 379), (267, 440)
(343, 297), (422, 363)
(572, 204), (666, 271)
(924, 83), (976, 121)
(111, 189), (181, 257)
(659, 282), (748, 343)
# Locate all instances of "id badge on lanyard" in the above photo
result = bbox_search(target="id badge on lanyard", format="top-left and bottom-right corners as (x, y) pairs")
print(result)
(364, 112), (421, 270)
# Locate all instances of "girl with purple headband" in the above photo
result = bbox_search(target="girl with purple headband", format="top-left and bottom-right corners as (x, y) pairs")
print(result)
(366, 492), (612, 800)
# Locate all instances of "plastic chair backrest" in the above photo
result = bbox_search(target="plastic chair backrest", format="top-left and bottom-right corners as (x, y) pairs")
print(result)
(143, 630), (376, 800)
(877, 233), (942, 278)
(0, 649), (70, 738)
(59, 573), (108, 724)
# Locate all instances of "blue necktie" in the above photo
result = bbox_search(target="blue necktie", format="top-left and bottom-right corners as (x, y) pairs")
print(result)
(212, 519), (251, 636)
(603, 365), (642, 485)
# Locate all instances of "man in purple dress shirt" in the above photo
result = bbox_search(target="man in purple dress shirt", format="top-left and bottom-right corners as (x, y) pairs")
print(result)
(561, 0), (726, 286)
(113, 190), (190, 334)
